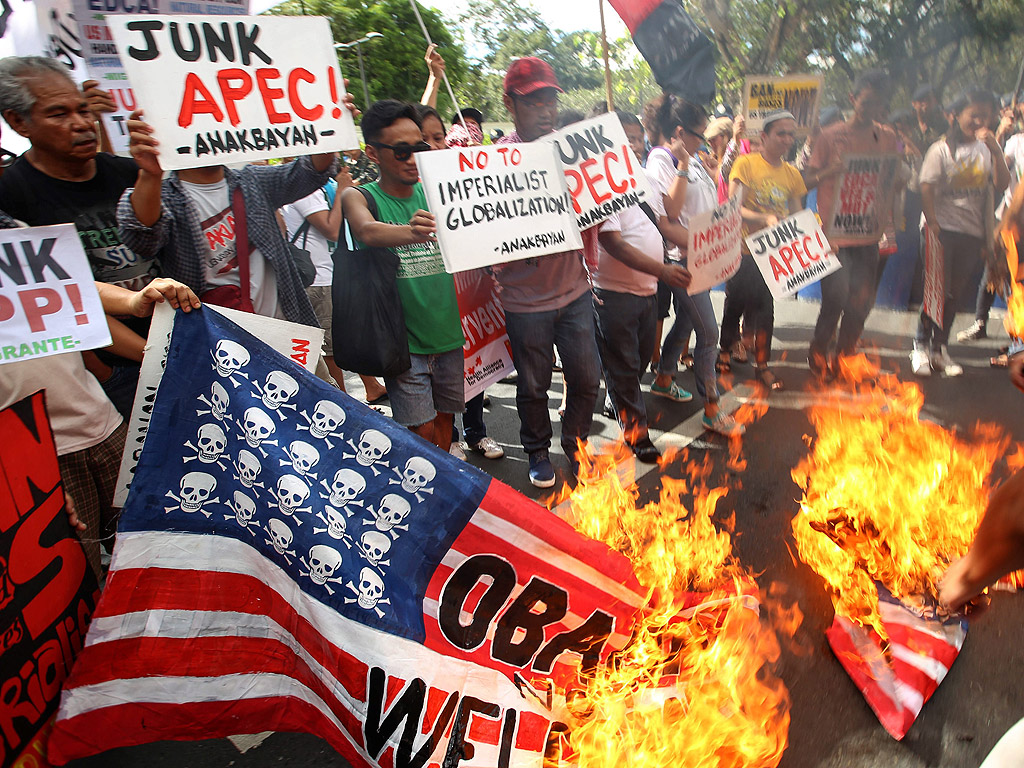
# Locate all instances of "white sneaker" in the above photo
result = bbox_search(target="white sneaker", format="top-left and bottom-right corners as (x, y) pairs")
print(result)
(930, 346), (963, 377)
(449, 442), (467, 460)
(910, 345), (932, 377)
(469, 436), (504, 459)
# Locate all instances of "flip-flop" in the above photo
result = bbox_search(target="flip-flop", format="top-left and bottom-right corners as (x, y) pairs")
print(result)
(365, 393), (389, 405)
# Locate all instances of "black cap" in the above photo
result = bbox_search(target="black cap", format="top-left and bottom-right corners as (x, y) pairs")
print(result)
(451, 107), (484, 126)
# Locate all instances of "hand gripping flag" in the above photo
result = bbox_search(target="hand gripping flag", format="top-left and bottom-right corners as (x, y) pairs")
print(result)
(47, 308), (647, 767)
(608, 0), (717, 106)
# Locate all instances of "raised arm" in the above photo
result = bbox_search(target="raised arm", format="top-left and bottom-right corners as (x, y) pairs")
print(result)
(341, 187), (435, 248)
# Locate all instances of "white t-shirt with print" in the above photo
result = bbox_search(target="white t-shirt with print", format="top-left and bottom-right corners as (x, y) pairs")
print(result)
(998, 133), (1024, 219)
(282, 186), (334, 287)
(645, 147), (717, 259)
(919, 138), (992, 239)
(180, 178), (281, 318)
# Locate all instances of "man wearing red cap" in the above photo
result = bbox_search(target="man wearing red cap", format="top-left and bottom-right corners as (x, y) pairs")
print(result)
(495, 57), (600, 488)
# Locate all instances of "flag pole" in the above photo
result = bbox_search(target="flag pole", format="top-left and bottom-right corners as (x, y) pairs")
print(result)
(407, 0), (471, 136)
(598, 0), (615, 112)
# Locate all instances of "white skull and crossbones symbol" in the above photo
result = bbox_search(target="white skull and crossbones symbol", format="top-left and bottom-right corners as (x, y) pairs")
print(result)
(166, 471), (220, 517)
(345, 429), (391, 476)
(390, 457), (435, 501)
(298, 400), (346, 447)
(319, 468), (366, 510)
(364, 494), (411, 540)
(196, 381), (230, 421)
(313, 505), (353, 542)
(270, 474), (312, 523)
(233, 449), (264, 489)
(280, 440), (320, 480)
(183, 423), (228, 468)
(264, 519), (295, 564)
(225, 490), (258, 535)
(251, 370), (299, 419)
(345, 567), (391, 617)
(236, 407), (278, 457)
(299, 545), (345, 595)
(211, 339), (250, 387)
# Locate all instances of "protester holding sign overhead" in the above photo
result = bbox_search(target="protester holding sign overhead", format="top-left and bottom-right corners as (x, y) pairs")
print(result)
(118, 110), (338, 327)
(726, 109), (807, 391)
(805, 70), (900, 380)
(494, 57), (601, 488)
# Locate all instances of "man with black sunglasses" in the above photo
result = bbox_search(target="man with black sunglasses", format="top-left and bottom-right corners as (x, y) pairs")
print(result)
(343, 100), (465, 453)
(495, 57), (602, 488)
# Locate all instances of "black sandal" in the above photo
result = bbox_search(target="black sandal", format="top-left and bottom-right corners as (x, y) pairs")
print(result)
(755, 366), (783, 391)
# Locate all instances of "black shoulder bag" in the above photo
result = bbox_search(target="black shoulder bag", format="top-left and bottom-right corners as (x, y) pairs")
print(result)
(330, 187), (411, 378)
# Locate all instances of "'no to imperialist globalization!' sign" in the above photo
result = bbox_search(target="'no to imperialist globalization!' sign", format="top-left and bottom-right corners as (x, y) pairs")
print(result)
(107, 15), (358, 170)
(0, 225), (111, 365)
(417, 143), (583, 273)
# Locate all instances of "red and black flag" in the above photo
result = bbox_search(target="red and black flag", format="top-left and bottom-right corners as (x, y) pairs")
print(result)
(608, 0), (717, 106)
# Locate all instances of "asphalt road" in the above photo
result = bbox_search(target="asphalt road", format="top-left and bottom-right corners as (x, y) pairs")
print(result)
(66, 297), (1024, 768)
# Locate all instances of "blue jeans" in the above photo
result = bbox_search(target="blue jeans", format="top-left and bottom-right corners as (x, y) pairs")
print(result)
(657, 287), (719, 404)
(593, 288), (657, 443)
(504, 291), (600, 457)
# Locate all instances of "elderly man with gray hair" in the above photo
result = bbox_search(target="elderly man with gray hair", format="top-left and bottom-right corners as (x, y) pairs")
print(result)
(0, 55), (153, 416)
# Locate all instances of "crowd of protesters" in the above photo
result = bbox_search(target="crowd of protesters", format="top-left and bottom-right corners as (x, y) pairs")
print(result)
(0, 45), (1022, 584)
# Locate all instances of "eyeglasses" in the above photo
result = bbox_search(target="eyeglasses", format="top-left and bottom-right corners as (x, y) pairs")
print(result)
(683, 126), (707, 141)
(368, 141), (431, 162)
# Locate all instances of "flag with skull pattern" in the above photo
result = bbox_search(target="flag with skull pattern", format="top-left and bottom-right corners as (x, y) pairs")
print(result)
(48, 307), (647, 767)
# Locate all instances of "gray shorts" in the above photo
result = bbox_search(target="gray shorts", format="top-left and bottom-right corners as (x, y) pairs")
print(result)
(306, 284), (333, 356)
(384, 348), (465, 427)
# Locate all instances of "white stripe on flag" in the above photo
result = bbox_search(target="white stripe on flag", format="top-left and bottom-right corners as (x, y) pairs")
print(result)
(892, 679), (925, 718)
(890, 642), (949, 684)
(59, 672), (349, 730)
(878, 600), (966, 649)
(87, 609), (367, 715)
(104, 531), (559, 712)
(471, 509), (645, 608)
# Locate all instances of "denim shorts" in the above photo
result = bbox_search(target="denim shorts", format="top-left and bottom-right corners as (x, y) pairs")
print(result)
(384, 348), (465, 427)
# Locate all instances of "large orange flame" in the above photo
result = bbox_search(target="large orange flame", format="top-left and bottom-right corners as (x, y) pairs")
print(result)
(791, 359), (1014, 637)
(551, 444), (795, 768)
(1001, 229), (1024, 340)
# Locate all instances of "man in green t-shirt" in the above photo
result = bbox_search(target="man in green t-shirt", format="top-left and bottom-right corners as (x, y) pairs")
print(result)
(343, 100), (465, 451)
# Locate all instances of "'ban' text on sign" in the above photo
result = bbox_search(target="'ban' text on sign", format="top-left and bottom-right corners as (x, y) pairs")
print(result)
(0, 224), (111, 365)
(686, 195), (743, 295)
(827, 154), (901, 243)
(417, 143), (583, 273)
(746, 209), (840, 299)
(743, 74), (823, 137)
(542, 113), (654, 230)
(107, 15), (358, 170)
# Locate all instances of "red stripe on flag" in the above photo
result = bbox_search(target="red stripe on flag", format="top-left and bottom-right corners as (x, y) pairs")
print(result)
(48, 696), (368, 767)
(468, 708), (502, 746)
(477, 482), (643, 592)
(885, 623), (960, 670)
(422, 686), (454, 735)
(889, 657), (938, 706)
(826, 616), (914, 739)
(86, 567), (368, 700)
(62, 635), (366, 738)
(515, 710), (551, 752)
(606, 0), (665, 34)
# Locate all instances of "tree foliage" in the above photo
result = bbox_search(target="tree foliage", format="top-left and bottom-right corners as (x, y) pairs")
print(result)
(267, 0), (473, 118)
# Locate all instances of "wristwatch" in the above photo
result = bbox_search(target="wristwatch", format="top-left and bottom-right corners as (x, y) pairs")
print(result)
(674, 169), (689, 178)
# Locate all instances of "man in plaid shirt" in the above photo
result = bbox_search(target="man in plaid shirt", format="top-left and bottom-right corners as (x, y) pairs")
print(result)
(118, 111), (339, 327)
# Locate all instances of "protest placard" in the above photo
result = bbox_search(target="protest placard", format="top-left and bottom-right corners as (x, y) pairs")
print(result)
(743, 74), (823, 136)
(73, 0), (249, 155)
(923, 226), (944, 327)
(826, 153), (901, 243)
(746, 209), (840, 299)
(417, 142), (583, 272)
(0, 224), (111, 365)
(541, 112), (655, 230)
(686, 195), (743, 295)
(454, 269), (514, 400)
(0, 392), (100, 768)
(113, 302), (324, 506)
(106, 14), (357, 170)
